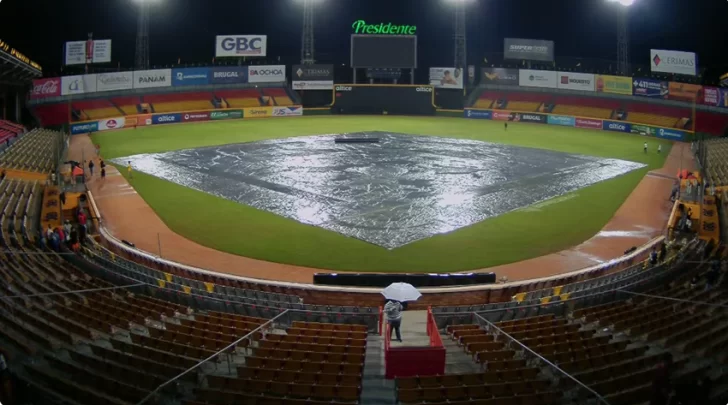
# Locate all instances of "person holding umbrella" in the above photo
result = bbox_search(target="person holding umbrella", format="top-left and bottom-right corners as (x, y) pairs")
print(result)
(384, 300), (404, 342)
(381, 282), (422, 343)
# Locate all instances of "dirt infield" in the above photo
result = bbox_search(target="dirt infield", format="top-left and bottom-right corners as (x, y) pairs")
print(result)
(70, 134), (693, 284)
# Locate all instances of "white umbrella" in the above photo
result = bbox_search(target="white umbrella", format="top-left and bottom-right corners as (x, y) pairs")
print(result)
(381, 282), (422, 302)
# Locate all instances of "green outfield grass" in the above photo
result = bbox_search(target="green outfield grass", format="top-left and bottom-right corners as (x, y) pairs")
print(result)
(92, 116), (671, 272)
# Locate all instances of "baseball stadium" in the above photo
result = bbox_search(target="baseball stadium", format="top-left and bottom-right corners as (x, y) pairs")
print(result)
(0, 0), (727, 404)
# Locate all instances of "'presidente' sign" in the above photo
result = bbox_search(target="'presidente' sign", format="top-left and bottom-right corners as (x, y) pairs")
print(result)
(352, 20), (417, 35)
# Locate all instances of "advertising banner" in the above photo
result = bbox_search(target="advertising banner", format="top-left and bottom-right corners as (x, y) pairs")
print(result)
(547, 115), (575, 127)
(557, 72), (595, 92)
(429, 67), (464, 89)
(152, 113), (182, 125)
(272, 106), (303, 117)
(464, 109), (492, 120)
(575, 118), (603, 130)
(491, 111), (513, 121)
(292, 64), (334, 90)
(64, 39), (112, 65)
(172, 68), (210, 86)
(96, 71), (133, 92)
(60, 75), (97, 96)
(633, 78), (669, 99)
(630, 124), (657, 137)
(30, 78), (61, 99)
(244, 107), (273, 118)
(504, 38), (554, 62)
(650, 49), (697, 76)
(247, 65), (286, 83)
(702, 87), (728, 108)
(480, 68), (519, 86)
(210, 110), (244, 120)
(215, 35), (267, 57)
(134, 69), (172, 89)
(602, 120), (631, 133)
(596, 75), (633, 95)
(517, 113), (547, 124)
(125, 114), (152, 128)
(655, 127), (687, 141)
(180, 112), (210, 122)
(210, 67), (247, 84)
(519, 69), (557, 89)
(97, 117), (126, 131)
(70, 121), (98, 135)
(667, 82), (702, 102)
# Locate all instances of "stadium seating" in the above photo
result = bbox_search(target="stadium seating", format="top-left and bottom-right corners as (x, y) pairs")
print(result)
(473, 92), (499, 109)
(551, 96), (619, 119)
(0, 128), (63, 173)
(72, 99), (121, 120)
(695, 111), (728, 135)
(501, 92), (551, 112)
(215, 89), (263, 108)
(33, 104), (69, 126)
(625, 103), (689, 128)
(144, 92), (214, 113)
(110, 96), (141, 116)
(702, 138), (728, 186)
(0, 120), (23, 147)
(262, 88), (294, 106)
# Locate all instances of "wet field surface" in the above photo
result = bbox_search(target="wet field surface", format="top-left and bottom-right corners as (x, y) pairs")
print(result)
(114, 132), (645, 249)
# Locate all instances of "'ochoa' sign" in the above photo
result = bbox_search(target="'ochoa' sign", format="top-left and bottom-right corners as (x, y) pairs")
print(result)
(352, 20), (416, 35)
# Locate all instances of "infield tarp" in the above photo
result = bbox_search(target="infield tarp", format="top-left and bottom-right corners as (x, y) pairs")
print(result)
(333, 85), (435, 116)
(115, 133), (645, 249)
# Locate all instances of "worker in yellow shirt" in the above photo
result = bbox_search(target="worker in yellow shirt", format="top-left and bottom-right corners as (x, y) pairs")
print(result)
(127, 161), (133, 179)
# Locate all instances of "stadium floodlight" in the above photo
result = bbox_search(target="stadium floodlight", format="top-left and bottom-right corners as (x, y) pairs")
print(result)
(607, 0), (634, 76)
(443, 0), (475, 3)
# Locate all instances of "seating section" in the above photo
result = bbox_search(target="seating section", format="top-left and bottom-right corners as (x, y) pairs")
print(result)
(110, 96), (141, 116)
(695, 111), (728, 135)
(216, 89), (263, 108)
(551, 96), (619, 119)
(144, 92), (214, 113)
(198, 321), (366, 404)
(262, 88), (294, 106)
(72, 99), (120, 120)
(32, 104), (69, 126)
(0, 128), (64, 173)
(501, 92), (551, 112)
(0, 120), (24, 146)
(626, 103), (689, 128)
(703, 138), (728, 186)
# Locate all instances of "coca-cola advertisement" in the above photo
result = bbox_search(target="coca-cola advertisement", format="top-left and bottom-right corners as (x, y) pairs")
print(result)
(575, 118), (603, 130)
(30, 78), (61, 99)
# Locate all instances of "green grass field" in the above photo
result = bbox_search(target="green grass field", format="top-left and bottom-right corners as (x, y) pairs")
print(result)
(92, 116), (671, 272)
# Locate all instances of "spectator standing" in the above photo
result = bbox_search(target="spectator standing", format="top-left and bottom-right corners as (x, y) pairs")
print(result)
(657, 144), (662, 154)
(644, 142), (648, 153)
(88, 160), (95, 177)
(101, 167), (106, 180)
(46, 224), (53, 239)
(384, 300), (403, 343)
(59, 191), (66, 207)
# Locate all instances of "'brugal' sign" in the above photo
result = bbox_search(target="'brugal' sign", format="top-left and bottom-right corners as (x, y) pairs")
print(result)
(352, 20), (416, 35)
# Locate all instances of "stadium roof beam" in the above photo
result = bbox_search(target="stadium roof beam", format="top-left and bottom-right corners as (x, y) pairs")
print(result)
(0, 52), (41, 85)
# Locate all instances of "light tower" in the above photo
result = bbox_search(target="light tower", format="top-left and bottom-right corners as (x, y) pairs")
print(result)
(134, 0), (155, 70)
(300, 0), (319, 65)
(607, 0), (634, 76)
(446, 0), (472, 71)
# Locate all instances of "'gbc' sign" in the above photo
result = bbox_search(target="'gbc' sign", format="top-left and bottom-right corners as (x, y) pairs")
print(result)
(352, 20), (416, 35)
(221, 37), (263, 53)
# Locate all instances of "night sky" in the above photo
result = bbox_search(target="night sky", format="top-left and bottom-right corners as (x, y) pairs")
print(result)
(1, 0), (726, 79)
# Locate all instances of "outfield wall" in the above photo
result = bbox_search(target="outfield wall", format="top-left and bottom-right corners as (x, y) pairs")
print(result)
(69, 105), (303, 135)
(463, 108), (693, 142)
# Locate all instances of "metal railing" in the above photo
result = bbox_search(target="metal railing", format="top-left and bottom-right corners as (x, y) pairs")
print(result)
(473, 313), (611, 405)
(135, 309), (290, 405)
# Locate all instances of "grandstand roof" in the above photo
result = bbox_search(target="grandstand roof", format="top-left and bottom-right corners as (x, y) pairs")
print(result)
(0, 38), (42, 85)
